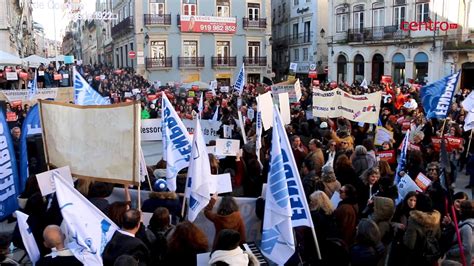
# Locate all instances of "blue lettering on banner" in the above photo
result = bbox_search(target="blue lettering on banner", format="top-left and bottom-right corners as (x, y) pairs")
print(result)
(163, 107), (191, 161)
(0, 122), (16, 205)
(435, 73), (458, 116)
(281, 150), (308, 221)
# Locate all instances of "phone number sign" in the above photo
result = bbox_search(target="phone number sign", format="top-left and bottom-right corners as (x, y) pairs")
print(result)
(180, 15), (237, 34)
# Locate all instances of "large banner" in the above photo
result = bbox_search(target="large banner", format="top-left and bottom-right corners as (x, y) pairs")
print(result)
(180, 15), (236, 33)
(39, 101), (140, 184)
(272, 81), (299, 103)
(141, 118), (221, 143)
(312, 88), (381, 124)
(0, 88), (74, 105)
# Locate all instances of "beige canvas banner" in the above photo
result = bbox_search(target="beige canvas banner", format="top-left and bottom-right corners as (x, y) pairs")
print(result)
(0, 88), (74, 105)
(312, 88), (381, 124)
(39, 101), (140, 184)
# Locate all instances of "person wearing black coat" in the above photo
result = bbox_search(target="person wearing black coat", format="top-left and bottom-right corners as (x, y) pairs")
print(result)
(102, 209), (150, 266)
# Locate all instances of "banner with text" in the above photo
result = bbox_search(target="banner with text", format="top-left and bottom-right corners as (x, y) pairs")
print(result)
(141, 118), (221, 143)
(312, 88), (381, 124)
(180, 15), (236, 34)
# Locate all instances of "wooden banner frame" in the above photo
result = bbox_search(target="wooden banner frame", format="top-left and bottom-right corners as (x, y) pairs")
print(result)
(39, 100), (140, 185)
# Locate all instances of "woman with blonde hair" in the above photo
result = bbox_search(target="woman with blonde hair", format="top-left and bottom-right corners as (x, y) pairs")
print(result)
(357, 167), (381, 212)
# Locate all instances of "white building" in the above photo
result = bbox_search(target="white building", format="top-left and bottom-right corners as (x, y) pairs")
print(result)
(327, 0), (472, 86)
(272, 0), (328, 84)
(0, 0), (35, 57)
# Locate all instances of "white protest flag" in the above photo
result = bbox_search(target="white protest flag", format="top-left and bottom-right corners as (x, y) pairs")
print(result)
(212, 106), (219, 121)
(139, 148), (147, 183)
(261, 106), (295, 264)
(28, 70), (38, 100)
(210, 80), (217, 96)
(256, 98), (263, 168)
(54, 174), (119, 266)
(462, 91), (474, 131)
(15, 210), (40, 265)
(234, 63), (245, 96)
(186, 120), (212, 222)
(465, 111), (474, 131)
(360, 78), (368, 89)
(294, 79), (302, 102)
(161, 92), (192, 191)
(73, 67), (110, 105)
(198, 92), (204, 117)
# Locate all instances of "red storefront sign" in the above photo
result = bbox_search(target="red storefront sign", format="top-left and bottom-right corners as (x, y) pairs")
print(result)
(180, 15), (236, 34)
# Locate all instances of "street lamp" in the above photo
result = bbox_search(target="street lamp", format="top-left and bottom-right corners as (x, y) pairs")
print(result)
(320, 28), (325, 38)
(144, 33), (150, 46)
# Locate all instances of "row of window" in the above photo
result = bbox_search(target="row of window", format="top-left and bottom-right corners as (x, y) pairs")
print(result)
(148, 0), (261, 18)
(292, 47), (311, 61)
(148, 40), (262, 59)
(335, 2), (429, 32)
(336, 52), (429, 84)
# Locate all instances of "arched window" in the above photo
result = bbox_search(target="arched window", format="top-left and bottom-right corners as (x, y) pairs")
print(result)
(354, 54), (364, 82)
(414, 52), (429, 83)
(392, 53), (405, 85)
(372, 54), (384, 83)
(337, 55), (347, 82)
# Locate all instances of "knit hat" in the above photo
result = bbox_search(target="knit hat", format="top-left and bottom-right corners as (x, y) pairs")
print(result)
(321, 164), (336, 182)
(153, 168), (167, 179)
(319, 122), (328, 129)
(153, 179), (168, 192)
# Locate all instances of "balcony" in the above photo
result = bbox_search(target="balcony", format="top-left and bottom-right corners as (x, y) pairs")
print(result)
(145, 57), (172, 69)
(273, 36), (289, 47)
(348, 26), (409, 42)
(111, 16), (134, 38)
(178, 56), (205, 68)
(243, 56), (267, 67)
(211, 56), (237, 68)
(144, 14), (172, 26)
(242, 18), (267, 29)
(289, 32), (313, 45)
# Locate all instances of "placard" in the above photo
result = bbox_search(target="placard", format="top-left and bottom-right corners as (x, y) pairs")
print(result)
(257, 92), (273, 130)
(278, 92), (291, 125)
(397, 174), (422, 199)
(64, 55), (74, 64)
(6, 72), (18, 80)
(11, 100), (22, 108)
(247, 108), (255, 120)
(219, 86), (229, 93)
(223, 125), (232, 139)
(415, 172), (431, 192)
(376, 150), (396, 164)
(54, 74), (62, 80)
(38, 71), (45, 76)
(62, 74), (69, 79)
(215, 139), (240, 156)
(374, 126), (394, 145)
(431, 137), (464, 152)
(6, 112), (17, 122)
(36, 166), (74, 196)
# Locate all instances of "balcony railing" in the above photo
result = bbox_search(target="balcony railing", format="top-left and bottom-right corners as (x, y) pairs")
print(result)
(145, 57), (172, 69)
(243, 56), (267, 66)
(348, 26), (409, 42)
(111, 16), (134, 37)
(242, 18), (267, 29)
(178, 56), (205, 68)
(289, 32), (313, 45)
(144, 14), (172, 26)
(211, 56), (237, 68)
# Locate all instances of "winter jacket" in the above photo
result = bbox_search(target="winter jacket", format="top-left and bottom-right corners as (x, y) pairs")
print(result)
(208, 247), (259, 265)
(352, 154), (376, 177)
(403, 209), (441, 266)
(370, 197), (395, 244)
(446, 218), (474, 265)
(334, 200), (359, 247)
(350, 242), (385, 266)
(305, 149), (325, 176)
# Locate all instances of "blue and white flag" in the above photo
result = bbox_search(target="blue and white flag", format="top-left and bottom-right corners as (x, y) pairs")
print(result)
(261, 105), (295, 265)
(360, 78), (368, 90)
(186, 119), (212, 222)
(54, 173), (119, 266)
(0, 109), (20, 220)
(212, 106), (219, 121)
(395, 130), (410, 185)
(420, 71), (461, 119)
(28, 70), (38, 100)
(74, 67), (110, 105)
(161, 92), (192, 191)
(15, 210), (40, 265)
(198, 92), (204, 118)
(234, 63), (245, 96)
(19, 104), (41, 193)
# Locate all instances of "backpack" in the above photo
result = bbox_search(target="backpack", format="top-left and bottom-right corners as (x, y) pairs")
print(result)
(421, 230), (442, 263)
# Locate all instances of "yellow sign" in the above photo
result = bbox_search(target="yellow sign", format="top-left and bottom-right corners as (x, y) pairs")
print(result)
(215, 73), (232, 79)
(184, 73), (200, 83)
(288, 75), (296, 81)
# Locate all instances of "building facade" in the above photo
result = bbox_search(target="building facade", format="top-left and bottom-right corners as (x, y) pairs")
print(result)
(140, 0), (272, 85)
(272, 0), (328, 83)
(0, 0), (35, 57)
(111, 0), (136, 70)
(327, 0), (466, 86)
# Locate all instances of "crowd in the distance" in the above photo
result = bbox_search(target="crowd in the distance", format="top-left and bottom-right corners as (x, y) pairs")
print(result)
(0, 62), (474, 266)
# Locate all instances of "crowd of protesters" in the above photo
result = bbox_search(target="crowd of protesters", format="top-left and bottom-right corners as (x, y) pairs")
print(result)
(0, 61), (474, 266)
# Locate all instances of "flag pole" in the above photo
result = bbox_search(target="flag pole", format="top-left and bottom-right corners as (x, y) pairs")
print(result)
(137, 182), (141, 212)
(466, 129), (473, 158)
(310, 223), (322, 260)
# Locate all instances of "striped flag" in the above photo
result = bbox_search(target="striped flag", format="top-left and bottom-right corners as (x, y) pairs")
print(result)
(234, 63), (245, 96)
(395, 130), (410, 185)
(73, 67), (110, 105)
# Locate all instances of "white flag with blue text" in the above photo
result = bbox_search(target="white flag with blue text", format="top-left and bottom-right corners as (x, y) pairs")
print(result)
(256, 98), (263, 168)
(234, 63), (245, 96)
(261, 105), (295, 265)
(54, 173), (119, 266)
(28, 70), (38, 100)
(15, 210), (40, 265)
(274, 106), (315, 229)
(161, 92), (192, 191)
(212, 106), (219, 121)
(186, 119), (212, 222)
(74, 67), (110, 105)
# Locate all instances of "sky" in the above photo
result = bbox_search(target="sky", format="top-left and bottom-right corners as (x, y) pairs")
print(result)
(32, 0), (96, 41)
